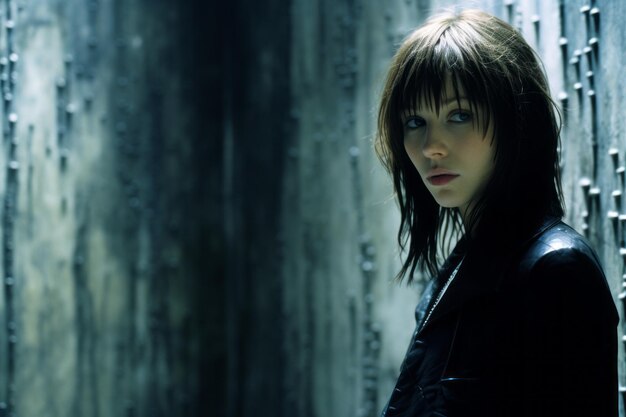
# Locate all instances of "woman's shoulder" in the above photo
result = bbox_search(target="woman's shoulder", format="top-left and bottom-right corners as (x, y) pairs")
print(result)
(500, 218), (618, 325)
(510, 219), (616, 317)
(516, 219), (603, 276)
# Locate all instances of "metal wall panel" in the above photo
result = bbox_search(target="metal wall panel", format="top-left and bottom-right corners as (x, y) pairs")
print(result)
(0, 0), (214, 416)
(218, 0), (626, 416)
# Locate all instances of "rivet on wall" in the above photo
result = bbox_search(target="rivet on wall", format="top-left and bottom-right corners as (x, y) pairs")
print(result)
(571, 49), (583, 108)
(514, 9), (523, 33)
(589, 37), (599, 62)
(579, 178), (592, 235)
(608, 210), (619, 241)
(559, 37), (568, 80)
(558, 0), (566, 36)
(589, 186), (601, 220)
(588, 90), (597, 179)
(580, 5), (591, 35)
(620, 290), (626, 329)
(609, 190), (623, 240)
(590, 7), (600, 36)
(610, 148), (619, 168)
(586, 71), (594, 90)
(574, 82), (583, 107)
(572, 48), (582, 79)
(582, 210), (590, 236)
(612, 189), (623, 217)
(559, 92), (568, 125)
(619, 213), (626, 249)
(531, 14), (540, 46)
(619, 215), (626, 247)
(583, 45), (593, 71)
(617, 166), (625, 186)
(504, 0), (515, 25)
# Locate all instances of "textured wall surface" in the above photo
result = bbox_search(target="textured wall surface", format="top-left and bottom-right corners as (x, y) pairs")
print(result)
(224, 0), (626, 417)
(0, 0), (213, 416)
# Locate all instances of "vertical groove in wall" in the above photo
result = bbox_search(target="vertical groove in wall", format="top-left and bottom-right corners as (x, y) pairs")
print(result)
(222, 1), (238, 412)
(341, 0), (382, 413)
(1, 0), (16, 415)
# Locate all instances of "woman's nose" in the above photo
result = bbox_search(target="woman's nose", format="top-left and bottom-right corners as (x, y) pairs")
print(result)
(422, 127), (448, 159)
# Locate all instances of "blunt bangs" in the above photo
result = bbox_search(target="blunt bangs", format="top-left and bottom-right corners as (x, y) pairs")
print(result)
(390, 19), (499, 142)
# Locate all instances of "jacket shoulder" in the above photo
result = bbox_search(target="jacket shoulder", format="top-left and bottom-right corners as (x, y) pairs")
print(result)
(517, 221), (603, 275)
(512, 221), (618, 323)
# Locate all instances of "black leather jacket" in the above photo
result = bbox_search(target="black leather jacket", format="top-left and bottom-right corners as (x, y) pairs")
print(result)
(382, 218), (618, 417)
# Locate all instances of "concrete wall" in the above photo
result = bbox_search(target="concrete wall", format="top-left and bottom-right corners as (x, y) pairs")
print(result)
(0, 0), (213, 416)
(217, 0), (626, 416)
(216, 0), (626, 416)
(106, 0), (626, 416)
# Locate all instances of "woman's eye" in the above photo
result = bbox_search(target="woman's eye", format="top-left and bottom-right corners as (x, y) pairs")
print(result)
(449, 110), (472, 123)
(404, 117), (424, 129)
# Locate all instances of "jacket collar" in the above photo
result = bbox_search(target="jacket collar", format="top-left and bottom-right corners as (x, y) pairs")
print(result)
(416, 216), (561, 336)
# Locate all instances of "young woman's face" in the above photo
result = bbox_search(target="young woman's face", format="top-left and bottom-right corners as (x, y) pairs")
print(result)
(402, 79), (495, 220)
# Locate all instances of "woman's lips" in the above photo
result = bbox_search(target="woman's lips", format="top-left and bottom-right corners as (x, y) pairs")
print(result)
(427, 174), (459, 186)
(426, 168), (459, 186)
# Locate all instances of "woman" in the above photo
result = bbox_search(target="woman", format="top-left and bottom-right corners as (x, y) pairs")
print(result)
(375, 9), (618, 417)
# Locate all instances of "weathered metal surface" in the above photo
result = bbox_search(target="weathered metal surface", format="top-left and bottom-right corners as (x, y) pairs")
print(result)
(216, 0), (626, 416)
(0, 0), (215, 416)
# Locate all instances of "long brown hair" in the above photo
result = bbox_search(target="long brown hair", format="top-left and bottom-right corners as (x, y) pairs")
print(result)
(375, 9), (564, 283)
